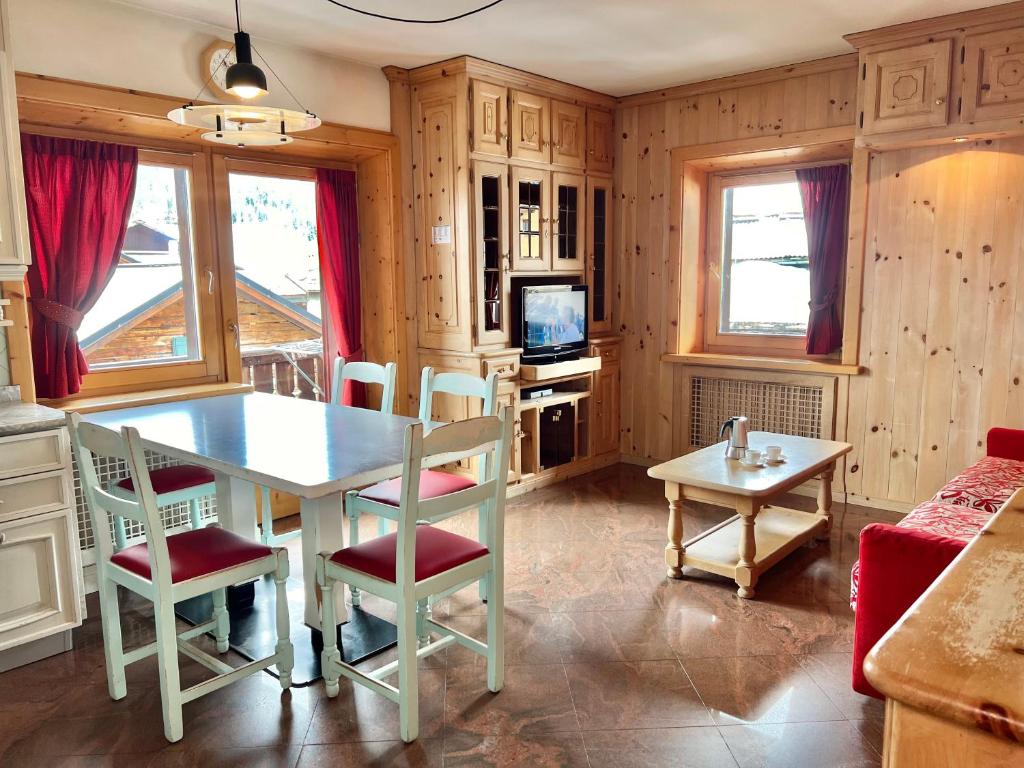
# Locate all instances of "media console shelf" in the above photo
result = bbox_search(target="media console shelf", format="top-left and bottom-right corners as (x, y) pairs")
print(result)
(520, 355), (602, 381)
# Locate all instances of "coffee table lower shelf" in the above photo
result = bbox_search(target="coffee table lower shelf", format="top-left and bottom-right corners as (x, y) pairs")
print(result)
(681, 506), (828, 588)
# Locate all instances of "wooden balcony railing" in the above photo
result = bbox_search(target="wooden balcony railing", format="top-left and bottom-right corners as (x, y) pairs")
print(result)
(241, 340), (325, 402)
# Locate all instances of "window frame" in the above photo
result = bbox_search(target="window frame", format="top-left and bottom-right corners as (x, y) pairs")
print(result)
(704, 161), (849, 357)
(77, 149), (226, 396)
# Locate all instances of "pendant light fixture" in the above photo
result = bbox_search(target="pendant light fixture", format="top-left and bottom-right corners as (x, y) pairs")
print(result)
(167, 0), (320, 148)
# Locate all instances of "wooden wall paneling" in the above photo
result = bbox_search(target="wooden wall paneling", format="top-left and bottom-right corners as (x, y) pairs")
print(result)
(803, 72), (832, 130)
(653, 100), (675, 459)
(886, 150), (940, 502)
(827, 67), (857, 127)
(756, 79), (786, 133)
(714, 90), (738, 142)
(617, 106), (638, 453)
(734, 85), (762, 138)
(783, 78), (808, 134)
(913, 147), (969, 501)
(945, 147), (999, 480)
(696, 92), (720, 144)
(1006, 213), (1024, 429)
(629, 102), (655, 457)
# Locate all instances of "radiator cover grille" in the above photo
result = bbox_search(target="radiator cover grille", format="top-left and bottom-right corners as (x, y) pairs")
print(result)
(688, 370), (834, 450)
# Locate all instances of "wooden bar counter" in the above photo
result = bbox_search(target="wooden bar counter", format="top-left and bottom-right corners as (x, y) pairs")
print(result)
(864, 488), (1024, 768)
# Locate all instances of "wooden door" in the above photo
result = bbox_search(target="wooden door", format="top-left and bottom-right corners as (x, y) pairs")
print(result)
(551, 171), (586, 273)
(586, 176), (613, 333)
(592, 364), (620, 455)
(510, 166), (550, 272)
(962, 28), (1024, 122)
(472, 160), (510, 345)
(586, 108), (614, 173)
(471, 80), (508, 158)
(511, 90), (550, 163)
(861, 40), (953, 135)
(551, 100), (586, 169)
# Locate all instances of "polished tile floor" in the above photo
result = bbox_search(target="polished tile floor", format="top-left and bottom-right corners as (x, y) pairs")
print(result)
(0, 464), (898, 767)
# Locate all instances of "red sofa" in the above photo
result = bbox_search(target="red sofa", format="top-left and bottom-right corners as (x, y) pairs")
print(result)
(850, 427), (1024, 698)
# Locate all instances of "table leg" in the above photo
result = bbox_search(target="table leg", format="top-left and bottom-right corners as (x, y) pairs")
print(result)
(664, 482), (685, 579)
(214, 473), (259, 542)
(816, 462), (835, 541)
(735, 498), (759, 599)
(300, 494), (348, 630)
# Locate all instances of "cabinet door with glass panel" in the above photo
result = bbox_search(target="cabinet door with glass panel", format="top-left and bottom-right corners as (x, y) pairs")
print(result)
(510, 166), (549, 272)
(472, 160), (510, 345)
(551, 172), (585, 273)
(586, 176), (613, 333)
(705, 169), (814, 355)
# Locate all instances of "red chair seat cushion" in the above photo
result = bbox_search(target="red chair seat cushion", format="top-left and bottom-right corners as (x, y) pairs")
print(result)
(330, 526), (488, 583)
(115, 464), (216, 495)
(358, 469), (476, 506)
(111, 527), (272, 584)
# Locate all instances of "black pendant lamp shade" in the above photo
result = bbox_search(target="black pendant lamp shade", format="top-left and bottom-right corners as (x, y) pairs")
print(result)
(225, 30), (268, 99)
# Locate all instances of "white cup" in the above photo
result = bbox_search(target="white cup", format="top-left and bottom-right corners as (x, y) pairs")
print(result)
(741, 450), (762, 466)
(765, 445), (783, 462)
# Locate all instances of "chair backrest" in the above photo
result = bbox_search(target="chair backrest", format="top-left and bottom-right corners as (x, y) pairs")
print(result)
(67, 412), (174, 584)
(418, 367), (499, 424)
(332, 356), (397, 415)
(393, 406), (514, 589)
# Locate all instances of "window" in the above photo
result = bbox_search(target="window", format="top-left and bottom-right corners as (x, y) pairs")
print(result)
(227, 163), (325, 400)
(705, 169), (814, 354)
(75, 150), (223, 395)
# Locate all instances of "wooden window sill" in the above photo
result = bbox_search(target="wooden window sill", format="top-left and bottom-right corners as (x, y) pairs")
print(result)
(45, 382), (254, 414)
(662, 352), (862, 376)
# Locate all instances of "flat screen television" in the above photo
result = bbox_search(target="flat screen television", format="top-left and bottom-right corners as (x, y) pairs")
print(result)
(521, 284), (588, 362)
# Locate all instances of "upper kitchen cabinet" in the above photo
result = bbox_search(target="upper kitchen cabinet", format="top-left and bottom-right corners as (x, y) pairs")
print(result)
(0, 0), (31, 281)
(471, 79), (508, 157)
(586, 108), (614, 173)
(511, 90), (550, 163)
(550, 100), (586, 169)
(861, 40), (953, 135)
(962, 27), (1024, 122)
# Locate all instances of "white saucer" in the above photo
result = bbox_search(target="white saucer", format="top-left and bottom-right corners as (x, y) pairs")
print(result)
(765, 455), (787, 465)
(739, 461), (766, 469)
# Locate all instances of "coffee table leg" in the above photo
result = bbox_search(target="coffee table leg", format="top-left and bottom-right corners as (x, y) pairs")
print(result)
(664, 482), (685, 579)
(816, 462), (835, 541)
(735, 499), (759, 599)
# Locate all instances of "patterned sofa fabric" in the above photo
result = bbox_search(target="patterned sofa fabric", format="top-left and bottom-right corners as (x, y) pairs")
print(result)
(931, 455), (1024, 514)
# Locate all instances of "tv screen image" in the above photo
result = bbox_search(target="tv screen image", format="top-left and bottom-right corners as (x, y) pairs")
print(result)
(522, 285), (587, 356)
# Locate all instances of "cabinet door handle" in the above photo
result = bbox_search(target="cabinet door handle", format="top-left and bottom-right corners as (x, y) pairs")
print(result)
(206, 267), (215, 295)
(0, 532), (7, 546)
(935, 97), (945, 105)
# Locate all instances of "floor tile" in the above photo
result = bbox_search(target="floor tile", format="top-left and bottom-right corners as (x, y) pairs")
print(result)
(718, 720), (883, 768)
(682, 654), (845, 726)
(796, 652), (886, 721)
(442, 730), (589, 767)
(583, 726), (739, 768)
(554, 608), (677, 663)
(296, 740), (442, 767)
(564, 659), (712, 731)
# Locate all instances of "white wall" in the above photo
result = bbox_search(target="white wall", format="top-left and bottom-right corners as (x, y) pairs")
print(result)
(7, 0), (390, 131)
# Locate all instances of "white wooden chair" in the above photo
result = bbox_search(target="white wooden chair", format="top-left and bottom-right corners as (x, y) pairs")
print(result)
(344, 367), (498, 609)
(316, 407), (513, 742)
(258, 356), (399, 547)
(107, 464), (216, 550)
(68, 412), (294, 744)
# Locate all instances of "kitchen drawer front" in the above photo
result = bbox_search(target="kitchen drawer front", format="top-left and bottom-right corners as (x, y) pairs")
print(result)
(0, 470), (73, 524)
(0, 508), (82, 651)
(484, 355), (520, 381)
(0, 429), (70, 481)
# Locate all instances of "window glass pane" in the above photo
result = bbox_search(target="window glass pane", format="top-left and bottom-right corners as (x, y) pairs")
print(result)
(228, 172), (324, 400)
(720, 179), (809, 336)
(81, 163), (201, 369)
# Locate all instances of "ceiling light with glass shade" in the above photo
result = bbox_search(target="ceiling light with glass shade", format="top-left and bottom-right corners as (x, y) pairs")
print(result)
(168, 0), (320, 147)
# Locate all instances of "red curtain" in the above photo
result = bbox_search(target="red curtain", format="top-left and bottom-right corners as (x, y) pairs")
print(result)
(316, 168), (364, 407)
(796, 164), (849, 355)
(21, 134), (138, 399)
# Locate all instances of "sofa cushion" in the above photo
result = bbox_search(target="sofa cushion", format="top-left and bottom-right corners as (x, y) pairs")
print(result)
(931, 455), (1024, 514)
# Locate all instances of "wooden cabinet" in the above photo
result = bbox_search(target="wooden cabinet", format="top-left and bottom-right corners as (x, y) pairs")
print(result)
(495, 385), (520, 482)
(590, 341), (620, 456)
(0, 0), (31, 281)
(586, 108), (614, 173)
(510, 165), (550, 271)
(551, 172), (586, 273)
(962, 27), (1024, 122)
(551, 100), (586, 169)
(472, 160), (510, 345)
(511, 90), (550, 163)
(861, 40), (953, 135)
(471, 80), (508, 157)
(586, 176), (613, 333)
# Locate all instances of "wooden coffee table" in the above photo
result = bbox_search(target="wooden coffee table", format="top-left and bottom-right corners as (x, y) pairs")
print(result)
(648, 432), (852, 598)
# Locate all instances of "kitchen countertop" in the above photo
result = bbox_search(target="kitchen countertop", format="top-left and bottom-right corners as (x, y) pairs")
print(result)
(0, 385), (67, 437)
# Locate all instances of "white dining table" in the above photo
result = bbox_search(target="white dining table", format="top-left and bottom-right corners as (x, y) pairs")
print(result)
(82, 391), (421, 630)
